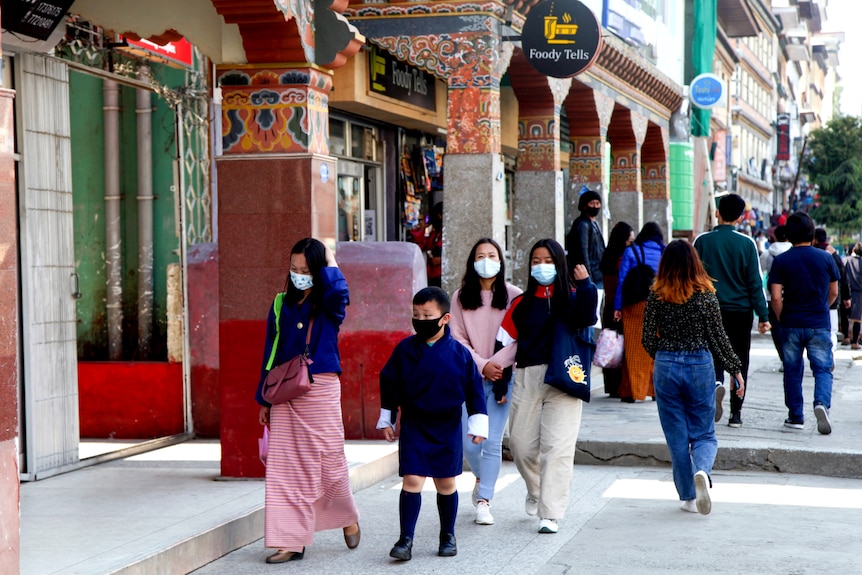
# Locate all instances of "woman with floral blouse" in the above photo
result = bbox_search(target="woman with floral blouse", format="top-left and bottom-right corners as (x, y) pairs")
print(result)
(642, 240), (743, 516)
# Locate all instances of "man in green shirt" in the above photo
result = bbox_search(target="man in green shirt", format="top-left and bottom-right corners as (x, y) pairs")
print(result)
(694, 194), (770, 428)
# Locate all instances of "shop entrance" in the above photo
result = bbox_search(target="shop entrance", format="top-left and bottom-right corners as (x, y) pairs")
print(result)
(337, 160), (384, 242)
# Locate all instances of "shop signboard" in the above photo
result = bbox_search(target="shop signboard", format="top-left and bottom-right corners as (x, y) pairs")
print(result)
(369, 45), (436, 111)
(521, 0), (602, 78)
(121, 36), (195, 69)
(776, 113), (791, 161)
(1, 0), (75, 41)
(690, 73), (725, 109)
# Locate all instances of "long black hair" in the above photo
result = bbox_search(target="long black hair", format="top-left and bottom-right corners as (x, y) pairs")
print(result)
(599, 221), (633, 276)
(283, 237), (327, 308)
(635, 221), (665, 248)
(517, 238), (572, 318)
(458, 238), (510, 311)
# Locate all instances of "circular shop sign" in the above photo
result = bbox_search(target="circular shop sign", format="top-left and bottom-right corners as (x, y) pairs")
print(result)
(522, 0), (602, 78)
(690, 73), (725, 109)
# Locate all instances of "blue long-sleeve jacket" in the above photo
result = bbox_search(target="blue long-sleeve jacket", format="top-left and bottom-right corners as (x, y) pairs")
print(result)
(255, 267), (349, 407)
(614, 240), (663, 311)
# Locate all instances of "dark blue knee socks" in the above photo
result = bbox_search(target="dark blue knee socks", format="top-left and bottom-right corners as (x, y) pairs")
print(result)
(399, 490), (422, 539)
(437, 491), (458, 535)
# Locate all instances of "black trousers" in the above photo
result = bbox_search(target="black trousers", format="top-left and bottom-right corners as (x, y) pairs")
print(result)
(713, 309), (753, 416)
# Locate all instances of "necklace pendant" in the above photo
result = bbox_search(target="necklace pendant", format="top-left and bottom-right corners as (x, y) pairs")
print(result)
(297, 322), (303, 329)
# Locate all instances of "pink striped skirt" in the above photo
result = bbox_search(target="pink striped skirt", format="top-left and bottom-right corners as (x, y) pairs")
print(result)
(265, 373), (360, 549)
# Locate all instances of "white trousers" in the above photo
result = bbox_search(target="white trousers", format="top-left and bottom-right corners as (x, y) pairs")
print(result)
(509, 364), (584, 520)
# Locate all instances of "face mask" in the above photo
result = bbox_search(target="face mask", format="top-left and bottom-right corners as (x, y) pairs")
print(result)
(531, 264), (557, 286)
(412, 317), (443, 340)
(474, 258), (501, 279)
(584, 206), (601, 217)
(290, 272), (314, 291)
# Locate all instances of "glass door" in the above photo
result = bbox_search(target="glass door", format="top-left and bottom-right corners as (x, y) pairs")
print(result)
(338, 160), (364, 242)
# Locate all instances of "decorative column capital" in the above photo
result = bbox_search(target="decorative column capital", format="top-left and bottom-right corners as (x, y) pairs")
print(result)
(217, 65), (332, 155)
(631, 111), (649, 148)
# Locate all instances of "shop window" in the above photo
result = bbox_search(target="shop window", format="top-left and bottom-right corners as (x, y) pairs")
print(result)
(331, 119), (346, 156)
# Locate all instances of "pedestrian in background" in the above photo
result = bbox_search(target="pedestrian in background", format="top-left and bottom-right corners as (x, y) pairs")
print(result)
(614, 221), (665, 402)
(643, 240), (743, 515)
(769, 212), (840, 434)
(377, 287), (488, 561)
(565, 189), (605, 287)
(449, 238), (522, 526)
(760, 224), (792, 367)
(844, 243), (862, 349)
(498, 239), (597, 534)
(814, 228), (850, 354)
(598, 222), (634, 397)
(694, 193), (770, 429)
(410, 201), (443, 286)
(255, 238), (360, 564)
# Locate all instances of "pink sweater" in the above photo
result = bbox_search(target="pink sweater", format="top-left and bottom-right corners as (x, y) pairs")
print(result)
(449, 284), (522, 376)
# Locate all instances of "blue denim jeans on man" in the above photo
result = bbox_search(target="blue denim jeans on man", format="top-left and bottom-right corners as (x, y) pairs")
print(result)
(782, 327), (833, 421)
(462, 377), (513, 501)
(653, 350), (718, 501)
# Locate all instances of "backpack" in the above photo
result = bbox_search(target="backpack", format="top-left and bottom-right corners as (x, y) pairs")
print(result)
(621, 245), (655, 306)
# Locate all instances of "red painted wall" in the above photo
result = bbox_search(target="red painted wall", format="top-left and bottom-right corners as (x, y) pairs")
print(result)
(0, 87), (20, 572)
(188, 243), (220, 438)
(78, 362), (184, 438)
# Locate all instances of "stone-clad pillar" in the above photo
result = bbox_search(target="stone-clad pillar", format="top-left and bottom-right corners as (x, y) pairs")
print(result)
(608, 110), (648, 231)
(0, 83), (20, 570)
(510, 70), (571, 279)
(642, 124), (672, 239)
(217, 65), (337, 477)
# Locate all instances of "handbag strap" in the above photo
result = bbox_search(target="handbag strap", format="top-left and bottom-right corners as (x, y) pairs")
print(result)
(265, 293), (314, 370)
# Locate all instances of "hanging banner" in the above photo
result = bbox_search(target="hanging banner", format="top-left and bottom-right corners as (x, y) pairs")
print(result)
(521, 0), (602, 78)
(1, 0), (74, 41)
(776, 113), (791, 161)
(120, 36), (195, 69)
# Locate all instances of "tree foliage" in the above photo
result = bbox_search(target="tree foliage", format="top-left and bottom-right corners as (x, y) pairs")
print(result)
(803, 116), (862, 233)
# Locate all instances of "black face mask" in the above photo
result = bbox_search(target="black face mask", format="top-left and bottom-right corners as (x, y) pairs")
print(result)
(412, 317), (443, 341)
(584, 206), (601, 217)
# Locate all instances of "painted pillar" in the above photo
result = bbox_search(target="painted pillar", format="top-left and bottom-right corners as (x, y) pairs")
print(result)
(568, 90), (613, 239)
(439, 38), (514, 294)
(0, 80), (20, 570)
(216, 65), (336, 477)
(642, 125), (672, 240)
(512, 77), (571, 279)
(609, 110), (648, 232)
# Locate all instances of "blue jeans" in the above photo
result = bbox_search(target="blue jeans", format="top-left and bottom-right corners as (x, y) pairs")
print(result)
(782, 327), (833, 421)
(462, 378), (513, 502)
(653, 350), (718, 501)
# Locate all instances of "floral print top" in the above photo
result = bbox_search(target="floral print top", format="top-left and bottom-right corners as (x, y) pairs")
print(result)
(642, 290), (742, 375)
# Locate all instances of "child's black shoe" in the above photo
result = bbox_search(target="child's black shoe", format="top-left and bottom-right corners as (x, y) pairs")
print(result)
(389, 537), (413, 561)
(438, 533), (457, 557)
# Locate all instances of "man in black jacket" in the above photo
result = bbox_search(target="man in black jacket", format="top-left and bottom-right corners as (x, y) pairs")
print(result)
(565, 189), (605, 287)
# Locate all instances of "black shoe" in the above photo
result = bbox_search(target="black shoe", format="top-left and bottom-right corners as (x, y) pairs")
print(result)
(438, 533), (457, 557)
(783, 417), (804, 430)
(389, 537), (413, 561)
(728, 413), (742, 428)
(620, 397), (635, 403)
(266, 547), (305, 563)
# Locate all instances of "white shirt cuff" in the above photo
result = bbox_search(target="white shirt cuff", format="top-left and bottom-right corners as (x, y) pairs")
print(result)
(467, 413), (489, 440)
(376, 408), (395, 430)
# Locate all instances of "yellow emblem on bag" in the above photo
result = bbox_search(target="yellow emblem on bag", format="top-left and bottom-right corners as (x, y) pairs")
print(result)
(565, 355), (585, 383)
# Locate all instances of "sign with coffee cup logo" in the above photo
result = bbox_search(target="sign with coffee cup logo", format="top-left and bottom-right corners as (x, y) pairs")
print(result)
(522, 0), (602, 78)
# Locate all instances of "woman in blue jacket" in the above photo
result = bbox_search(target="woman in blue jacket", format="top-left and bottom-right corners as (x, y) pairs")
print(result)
(613, 222), (665, 402)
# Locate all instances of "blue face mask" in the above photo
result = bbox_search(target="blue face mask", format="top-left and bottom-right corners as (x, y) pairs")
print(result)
(530, 263), (557, 286)
(473, 258), (501, 279)
(290, 272), (314, 291)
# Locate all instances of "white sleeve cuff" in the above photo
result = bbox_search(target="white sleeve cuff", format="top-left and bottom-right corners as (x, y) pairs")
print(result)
(467, 413), (489, 440)
(376, 408), (395, 430)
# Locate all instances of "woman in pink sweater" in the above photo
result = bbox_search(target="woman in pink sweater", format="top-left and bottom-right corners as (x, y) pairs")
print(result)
(449, 238), (522, 526)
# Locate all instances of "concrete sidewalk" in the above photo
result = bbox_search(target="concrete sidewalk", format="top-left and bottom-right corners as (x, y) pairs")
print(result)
(19, 335), (862, 574)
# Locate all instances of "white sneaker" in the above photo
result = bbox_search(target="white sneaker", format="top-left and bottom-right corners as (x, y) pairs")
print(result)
(475, 500), (494, 525)
(714, 384), (725, 423)
(525, 495), (538, 516)
(680, 499), (698, 513)
(814, 404), (832, 435)
(471, 480), (480, 508)
(694, 470), (711, 515)
(538, 518), (558, 533)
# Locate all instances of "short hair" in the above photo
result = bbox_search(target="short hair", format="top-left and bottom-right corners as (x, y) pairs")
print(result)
(718, 194), (746, 222)
(814, 227), (828, 244)
(774, 225), (787, 242)
(854, 242), (862, 257)
(785, 211), (815, 245)
(413, 286), (450, 314)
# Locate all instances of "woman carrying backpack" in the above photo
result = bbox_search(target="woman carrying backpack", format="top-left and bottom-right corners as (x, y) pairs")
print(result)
(613, 222), (665, 402)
